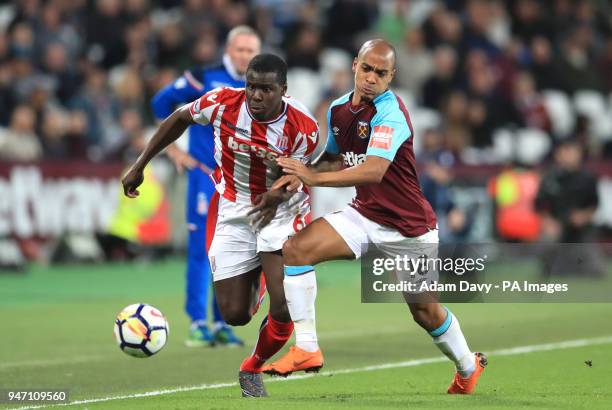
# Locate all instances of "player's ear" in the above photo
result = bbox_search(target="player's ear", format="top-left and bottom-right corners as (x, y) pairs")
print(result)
(281, 83), (287, 96)
(352, 58), (357, 73)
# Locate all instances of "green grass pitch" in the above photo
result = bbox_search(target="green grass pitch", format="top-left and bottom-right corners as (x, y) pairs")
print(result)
(1, 259), (611, 409)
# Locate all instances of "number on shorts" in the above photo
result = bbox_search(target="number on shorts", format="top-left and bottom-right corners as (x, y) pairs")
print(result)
(292, 212), (311, 233)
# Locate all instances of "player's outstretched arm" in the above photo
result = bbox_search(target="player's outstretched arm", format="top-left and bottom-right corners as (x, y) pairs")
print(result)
(165, 143), (212, 174)
(311, 151), (344, 173)
(277, 155), (391, 188)
(121, 105), (194, 198)
(271, 152), (343, 192)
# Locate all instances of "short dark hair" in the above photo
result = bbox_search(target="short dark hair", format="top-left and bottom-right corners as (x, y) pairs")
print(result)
(246, 53), (288, 85)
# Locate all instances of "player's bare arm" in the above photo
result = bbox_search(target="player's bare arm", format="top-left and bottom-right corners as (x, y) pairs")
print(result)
(311, 151), (344, 172)
(122, 105), (194, 198)
(153, 117), (204, 174)
(272, 152), (344, 191)
(255, 151), (340, 224)
(165, 143), (208, 174)
(277, 155), (391, 187)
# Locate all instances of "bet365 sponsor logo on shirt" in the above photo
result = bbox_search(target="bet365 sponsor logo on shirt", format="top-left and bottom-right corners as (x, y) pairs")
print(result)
(227, 136), (280, 161)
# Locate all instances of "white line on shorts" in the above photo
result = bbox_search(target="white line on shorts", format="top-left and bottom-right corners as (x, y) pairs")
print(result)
(10, 335), (612, 410)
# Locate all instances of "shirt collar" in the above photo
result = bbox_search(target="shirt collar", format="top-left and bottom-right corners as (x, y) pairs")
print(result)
(373, 89), (392, 104)
(223, 54), (244, 82)
(349, 88), (392, 108)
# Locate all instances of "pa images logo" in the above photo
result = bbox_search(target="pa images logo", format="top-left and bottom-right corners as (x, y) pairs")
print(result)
(357, 121), (369, 139)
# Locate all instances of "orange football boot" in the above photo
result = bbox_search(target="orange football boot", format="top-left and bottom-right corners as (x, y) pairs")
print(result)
(262, 346), (324, 377)
(447, 352), (488, 394)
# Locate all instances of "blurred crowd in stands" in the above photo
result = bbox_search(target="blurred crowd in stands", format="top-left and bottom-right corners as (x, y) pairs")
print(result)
(0, 0), (611, 267)
(0, 0), (611, 166)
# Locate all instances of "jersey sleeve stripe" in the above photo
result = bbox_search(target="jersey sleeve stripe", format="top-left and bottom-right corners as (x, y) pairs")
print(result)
(189, 100), (198, 116)
(184, 70), (204, 91)
(284, 96), (317, 123)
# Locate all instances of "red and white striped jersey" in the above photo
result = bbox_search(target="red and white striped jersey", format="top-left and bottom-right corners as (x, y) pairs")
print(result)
(188, 87), (319, 205)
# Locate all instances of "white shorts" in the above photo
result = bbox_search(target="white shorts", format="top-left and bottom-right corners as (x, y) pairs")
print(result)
(324, 205), (439, 289)
(207, 193), (310, 282)
(323, 205), (439, 258)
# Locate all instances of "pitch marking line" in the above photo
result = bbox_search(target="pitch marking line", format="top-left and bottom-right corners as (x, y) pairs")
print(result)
(10, 335), (612, 410)
(0, 327), (403, 370)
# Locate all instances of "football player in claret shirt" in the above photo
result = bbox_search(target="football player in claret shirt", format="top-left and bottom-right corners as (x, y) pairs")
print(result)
(122, 54), (320, 397)
(266, 39), (487, 395)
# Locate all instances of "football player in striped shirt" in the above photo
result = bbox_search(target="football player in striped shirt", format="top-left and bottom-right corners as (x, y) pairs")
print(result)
(122, 54), (319, 397)
(151, 26), (261, 348)
(265, 39), (487, 394)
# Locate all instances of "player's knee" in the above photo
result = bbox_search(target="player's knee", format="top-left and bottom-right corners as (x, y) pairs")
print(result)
(218, 304), (252, 326)
(223, 311), (252, 327)
(282, 238), (310, 266)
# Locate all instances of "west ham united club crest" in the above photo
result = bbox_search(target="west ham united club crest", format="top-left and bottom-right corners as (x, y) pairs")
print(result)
(357, 121), (369, 139)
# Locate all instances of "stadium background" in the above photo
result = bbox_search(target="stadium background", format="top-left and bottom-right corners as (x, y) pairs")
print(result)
(1, 0), (612, 409)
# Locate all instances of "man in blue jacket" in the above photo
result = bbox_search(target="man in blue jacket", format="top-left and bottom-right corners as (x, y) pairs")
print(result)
(151, 26), (261, 347)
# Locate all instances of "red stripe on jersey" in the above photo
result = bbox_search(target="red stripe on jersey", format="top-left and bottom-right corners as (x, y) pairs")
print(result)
(283, 106), (299, 154)
(284, 104), (317, 157)
(304, 129), (317, 156)
(205, 191), (220, 253)
(249, 121), (269, 204)
(220, 104), (240, 202)
(197, 87), (242, 119)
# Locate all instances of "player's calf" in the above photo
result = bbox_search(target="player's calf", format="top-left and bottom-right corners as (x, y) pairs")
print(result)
(282, 234), (321, 354)
(213, 267), (262, 326)
(261, 265), (324, 377)
(408, 302), (448, 332)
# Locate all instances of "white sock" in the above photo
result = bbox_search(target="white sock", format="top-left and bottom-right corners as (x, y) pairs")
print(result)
(191, 320), (207, 330)
(283, 268), (319, 352)
(431, 309), (475, 378)
(211, 321), (224, 333)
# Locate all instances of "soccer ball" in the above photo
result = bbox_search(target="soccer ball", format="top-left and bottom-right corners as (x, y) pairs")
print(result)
(114, 303), (169, 358)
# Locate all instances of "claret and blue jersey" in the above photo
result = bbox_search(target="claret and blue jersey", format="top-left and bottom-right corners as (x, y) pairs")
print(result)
(325, 89), (437, 237)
